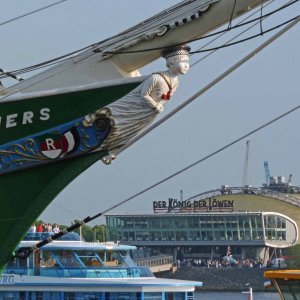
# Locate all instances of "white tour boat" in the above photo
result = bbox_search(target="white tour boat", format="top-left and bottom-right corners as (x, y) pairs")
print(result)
(0, 232), (202, 300)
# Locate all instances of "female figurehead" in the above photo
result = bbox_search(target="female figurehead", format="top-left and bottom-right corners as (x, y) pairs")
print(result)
(85, 45), (191, 164)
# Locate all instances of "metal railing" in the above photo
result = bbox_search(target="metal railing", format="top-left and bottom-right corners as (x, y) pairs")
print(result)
(4, 266), (154, 278)
(135, 255), (173, 268)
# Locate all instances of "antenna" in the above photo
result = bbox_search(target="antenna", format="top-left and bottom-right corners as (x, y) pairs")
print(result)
(242, 140), (250, 186)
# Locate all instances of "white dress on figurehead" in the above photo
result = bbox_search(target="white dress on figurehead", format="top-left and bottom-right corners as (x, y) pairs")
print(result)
(99, 71), (179, 153)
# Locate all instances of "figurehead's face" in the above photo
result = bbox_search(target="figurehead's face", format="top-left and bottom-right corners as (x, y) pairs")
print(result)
(167, 56), (190, 75)
(163, 45), (191, 75)
(174, 58), (190, 75)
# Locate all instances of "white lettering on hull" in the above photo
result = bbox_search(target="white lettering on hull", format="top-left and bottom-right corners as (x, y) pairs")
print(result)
(0, 108), (51, 129)
(0, 275), (14, 285)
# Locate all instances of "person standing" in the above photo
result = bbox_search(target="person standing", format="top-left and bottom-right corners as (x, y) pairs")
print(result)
(29, 224), (36, 233)
(53, 224), (60, 234)
(37, 223), (43, 232)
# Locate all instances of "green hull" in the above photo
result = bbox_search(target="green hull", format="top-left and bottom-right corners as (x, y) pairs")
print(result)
(0, 82), (140, 144)
(0, 81), (141, 272)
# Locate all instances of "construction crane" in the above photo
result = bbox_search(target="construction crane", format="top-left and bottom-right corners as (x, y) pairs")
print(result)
(264, 161), (271, 186)
(288, 174), (293, 184)
(242, 140), (250, 187)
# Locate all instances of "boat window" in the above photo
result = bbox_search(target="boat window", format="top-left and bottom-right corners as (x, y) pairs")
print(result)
(18, 257), (27, 268)
(143, 292), (162, 299)
(187, 292), (194, 300)
(95, 251), (105, 261)
(40, 250), (59, 268)
(123, 254), (135, 268)
(41, 250), (51, 262)
(5, 258), (17, 268)
(36, 292), (60, 300)
(106, 292), (141, 300)
(54, 250), (80, 267)
(65, 292), (75, 300)
(78, 253), (103, 267)
(40, 257), (58, 268)
(0, 292), (15, 300)
(165, 292), (186, 300)
(105, 251), (126, 267)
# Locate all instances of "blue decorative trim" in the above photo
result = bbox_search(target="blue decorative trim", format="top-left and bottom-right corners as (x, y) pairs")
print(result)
(0, 113), (111, 175)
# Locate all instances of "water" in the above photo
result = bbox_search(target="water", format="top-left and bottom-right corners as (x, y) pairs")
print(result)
(195, 291), (279, 299)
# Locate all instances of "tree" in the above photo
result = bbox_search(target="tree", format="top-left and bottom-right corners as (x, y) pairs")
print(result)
(71, 220), (106, 242)
(92, 224), (107, 242)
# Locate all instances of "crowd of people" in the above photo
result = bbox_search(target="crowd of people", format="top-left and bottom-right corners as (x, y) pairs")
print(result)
(28, 223), (61, 234)
(177, 257), (265, 268)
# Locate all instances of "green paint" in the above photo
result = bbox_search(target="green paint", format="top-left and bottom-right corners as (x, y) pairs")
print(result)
(0, 80), (142, 272)
(0, 81), (140, 144)
(0, 151), (107, 271)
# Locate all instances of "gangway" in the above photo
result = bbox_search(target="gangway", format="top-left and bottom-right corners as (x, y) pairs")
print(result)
(134, 255), (174, 273)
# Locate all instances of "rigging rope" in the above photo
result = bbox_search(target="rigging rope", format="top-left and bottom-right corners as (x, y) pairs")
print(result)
(190, 16), (299, 54)
(190, 0), (279, 67)
(0, 0), (297, 80)
(13, 103), (300, 260)
(0, 0), (214, 78)
(0, 0), (68, 27)
(103, 0), (299, 55)
(228, 0), (237, 29)
(113, 15), (300, 156)
(11, 17), (300, 260)
(2, 12), (296, 83)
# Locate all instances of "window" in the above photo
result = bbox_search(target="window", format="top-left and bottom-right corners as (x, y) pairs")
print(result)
(165, 292), (185, 300)
(1, 292), (15, 300)
(104, 292), (141, 300)
(144, 292), (161, 299)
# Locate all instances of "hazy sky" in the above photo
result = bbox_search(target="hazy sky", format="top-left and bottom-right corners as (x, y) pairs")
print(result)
(1, 0), (299, 226)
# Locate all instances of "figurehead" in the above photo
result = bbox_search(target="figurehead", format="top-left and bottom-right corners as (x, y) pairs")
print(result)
(161, 45), (191, 75)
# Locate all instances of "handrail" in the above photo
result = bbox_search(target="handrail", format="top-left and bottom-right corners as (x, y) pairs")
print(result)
(4, 266), (154, 278)
(135, 255), (173, 268)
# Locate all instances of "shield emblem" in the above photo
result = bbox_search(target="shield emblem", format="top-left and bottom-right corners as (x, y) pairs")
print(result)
(38, 129), (78, 159)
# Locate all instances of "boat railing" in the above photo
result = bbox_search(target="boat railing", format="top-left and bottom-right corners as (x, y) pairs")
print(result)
(134, 255), (173, 268)
(5, 266), (154, 278)
(23, 232), (81, 241)
(24, 232), (54, 241)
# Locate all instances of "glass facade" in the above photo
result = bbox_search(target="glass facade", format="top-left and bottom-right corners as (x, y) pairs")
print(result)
(106, 213), (268, 243)
(106, 212), (298, 248)
(264, 214), (287, 241)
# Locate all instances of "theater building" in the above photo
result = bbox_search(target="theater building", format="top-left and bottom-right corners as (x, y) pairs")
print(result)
(105, 188), (299, 261)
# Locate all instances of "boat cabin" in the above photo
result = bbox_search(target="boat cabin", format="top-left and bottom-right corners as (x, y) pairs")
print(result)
(6, 232), (150, 278)
(1, 232), (202, 300)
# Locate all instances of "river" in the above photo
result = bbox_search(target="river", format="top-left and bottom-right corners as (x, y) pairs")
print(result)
(194, 291), (279, 299)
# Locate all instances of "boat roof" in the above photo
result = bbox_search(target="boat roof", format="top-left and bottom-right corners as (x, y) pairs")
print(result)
(19, 239), (136, 252)
(264, 270), (300, 280)
(20, 232), (136, 251)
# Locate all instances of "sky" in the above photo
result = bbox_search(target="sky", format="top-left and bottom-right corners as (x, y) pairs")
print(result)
(1, 0), (299, 226)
